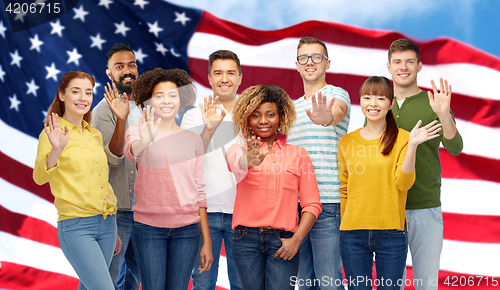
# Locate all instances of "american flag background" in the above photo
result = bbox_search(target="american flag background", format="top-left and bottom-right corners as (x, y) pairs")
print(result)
(1, 0), (499, 289)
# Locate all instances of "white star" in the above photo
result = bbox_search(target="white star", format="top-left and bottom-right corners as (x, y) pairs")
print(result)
(0, 65), (5, 82)
(90, 33), (107, 50)
(29, 34), (44, 53)
(45, 63), (61, 81)
(50, 20), (65, 37)
(133, 48), (148, 64)
(42, 110), (48, 118)
(10, 50), (23, 68)
(73, 5), (89, 22)
(0, 21), (6, 38)
(67, 48), (82, 66)
(114, 21), (130, 37)
(148, 21), (163, 38)
(155, 42), (168, 56)
(93, 82), (101, 94)
(9, 95), (21, 112)
(134, 0), (149, 9)
(174, 11), (191, 26)
(26, 79), (40, 97)
(99, 0), (113, 9)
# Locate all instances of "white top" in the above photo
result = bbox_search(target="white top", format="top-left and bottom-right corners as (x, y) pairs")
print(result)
(181, 105), (238, 213)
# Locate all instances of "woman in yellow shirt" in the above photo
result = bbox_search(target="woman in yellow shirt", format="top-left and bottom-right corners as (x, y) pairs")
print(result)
(33, 70), (127, 289)
(338, 76), (441, 290)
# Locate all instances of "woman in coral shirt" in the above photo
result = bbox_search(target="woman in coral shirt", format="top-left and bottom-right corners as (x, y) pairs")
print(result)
(226, 84), (322, 290)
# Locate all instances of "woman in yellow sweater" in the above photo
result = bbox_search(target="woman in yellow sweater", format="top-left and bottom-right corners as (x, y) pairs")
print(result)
(338, 76), (441, 290)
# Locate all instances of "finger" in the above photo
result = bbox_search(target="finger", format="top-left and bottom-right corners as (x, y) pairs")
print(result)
(311, 93), (317, 107)
(320, 91), (326, 105)
(214, 95), (219, 105)
(47, 114), (53, 130)
(412, 120), (423, 131)
(274, 247), (283, 259)
(122, 92), (129, 102)
(305, 108), (313, 120)
(203, 96), (208, 112)
(112, 82), (119, 97)
(63, 126), (69, 136)
(439, 78), (445, 93)
(255, 137), (262, 148)
(430, 79), (438, 94)
(449, 84), (452, 98)
(423, 120), (438, 129)
(427, 91), (434, 103)
(327, 96), (335, 108)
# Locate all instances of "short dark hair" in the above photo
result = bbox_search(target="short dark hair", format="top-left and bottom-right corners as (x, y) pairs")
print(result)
(297, 36), (328, 57)
(133, 67), (196, 112)
(388, 39), (420, 63)
(106, 43), (135, 63)
(208, 50), (241, 75)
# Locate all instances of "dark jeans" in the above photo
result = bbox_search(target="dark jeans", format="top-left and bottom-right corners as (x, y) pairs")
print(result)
(133, 221), (200, 290)
(340, 229), (408, 290)
(232, 226), (299, 290)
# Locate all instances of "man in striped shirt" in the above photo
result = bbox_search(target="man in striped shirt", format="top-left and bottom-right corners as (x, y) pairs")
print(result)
(287, 36), (351, 290)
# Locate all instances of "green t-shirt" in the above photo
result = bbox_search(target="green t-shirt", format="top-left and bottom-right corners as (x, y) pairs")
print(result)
(392, 90), (463, 210)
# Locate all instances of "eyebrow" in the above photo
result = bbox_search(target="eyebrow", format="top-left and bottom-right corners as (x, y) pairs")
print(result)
(114, 61), (136, 66)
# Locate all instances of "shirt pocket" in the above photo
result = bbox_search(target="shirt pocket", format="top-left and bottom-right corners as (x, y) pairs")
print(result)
(282, 164), (301, 192)
(240, 166), (264, 189)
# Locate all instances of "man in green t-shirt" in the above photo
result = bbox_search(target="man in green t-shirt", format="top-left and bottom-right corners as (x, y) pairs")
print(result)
(387, 39), (463, 290)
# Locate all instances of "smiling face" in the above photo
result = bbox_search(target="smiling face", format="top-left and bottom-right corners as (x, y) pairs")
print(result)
(59, 78), (93, 121)
(106, 50), (138, 96)
(296, 43), (330, 85)
(208, 59), (242, 101)
(249, 102), (280, 145)
(149, 81), (180, 120)
(360, 94), (394, 124)
(387, 50), (422, 88)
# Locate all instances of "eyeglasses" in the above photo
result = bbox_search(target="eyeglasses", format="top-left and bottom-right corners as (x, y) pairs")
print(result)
(296, 54), (328, 65)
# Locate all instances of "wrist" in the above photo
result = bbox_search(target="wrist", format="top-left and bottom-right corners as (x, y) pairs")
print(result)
(322, 115), (334, 127)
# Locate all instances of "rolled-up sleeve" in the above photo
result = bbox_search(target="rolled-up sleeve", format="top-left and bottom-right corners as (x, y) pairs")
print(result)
(226, 143), (248, 183)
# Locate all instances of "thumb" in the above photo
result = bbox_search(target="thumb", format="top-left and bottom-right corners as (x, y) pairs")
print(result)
(305, 109), (313, 119)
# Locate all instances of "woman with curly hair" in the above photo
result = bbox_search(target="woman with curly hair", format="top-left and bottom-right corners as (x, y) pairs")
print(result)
(226, 84), (322, 290)
(124, 67), (212, 290)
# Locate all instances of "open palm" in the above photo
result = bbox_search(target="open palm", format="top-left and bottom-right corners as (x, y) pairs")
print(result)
(44, 113), (69, 151)
(104, 82), (129, 120)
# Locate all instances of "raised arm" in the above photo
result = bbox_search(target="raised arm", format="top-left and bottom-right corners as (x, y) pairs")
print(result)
(103, 82), (130, 156)
(305, 91), (348, 127)
(44, 113), (69, 169)
(428, 78), (458, 140)
(130, 106), (161, 157)
(198, 95), (226, 152)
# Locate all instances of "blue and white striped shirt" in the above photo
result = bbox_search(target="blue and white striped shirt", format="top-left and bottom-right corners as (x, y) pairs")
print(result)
(287, 85), (351, 203)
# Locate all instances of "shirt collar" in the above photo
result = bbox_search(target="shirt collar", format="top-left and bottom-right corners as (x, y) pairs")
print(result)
(59, 117), (92, 133)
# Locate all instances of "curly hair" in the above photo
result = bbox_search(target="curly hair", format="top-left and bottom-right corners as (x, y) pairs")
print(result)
(45, 70), (95, 125)
(132, 67), (196, 112)
(232, 85), (296, 139)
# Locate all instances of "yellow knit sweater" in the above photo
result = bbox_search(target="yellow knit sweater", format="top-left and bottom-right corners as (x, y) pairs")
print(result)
(338, 128), (415, 231)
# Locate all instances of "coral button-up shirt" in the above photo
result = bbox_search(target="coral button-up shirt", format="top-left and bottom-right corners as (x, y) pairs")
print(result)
(226, 140), (322, 233)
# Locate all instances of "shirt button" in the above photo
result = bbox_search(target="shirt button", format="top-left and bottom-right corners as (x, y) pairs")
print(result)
(131, 171), (134, 174)
(99, 174), (101, 176)
(96, 162), (98, 164)
(129, 190), (132, 192)
(396, 115), (399, 118)
(86, 140), (88, 142)
(101, 186), (103, 189)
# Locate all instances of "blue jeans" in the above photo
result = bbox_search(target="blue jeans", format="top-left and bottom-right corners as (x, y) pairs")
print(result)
(109, 210), (140, 290)
(133, 221), (200, 290)
(340, 229), (408, 290)
(232, 226), (299, 290)
(405, 207), (443, 290)
(297, 203), (344, 290)
(57, 215), (117, 290)
(191, 213), (242, 290)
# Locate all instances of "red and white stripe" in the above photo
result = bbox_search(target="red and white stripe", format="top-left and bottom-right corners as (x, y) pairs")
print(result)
(1, 10), (499, 290)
